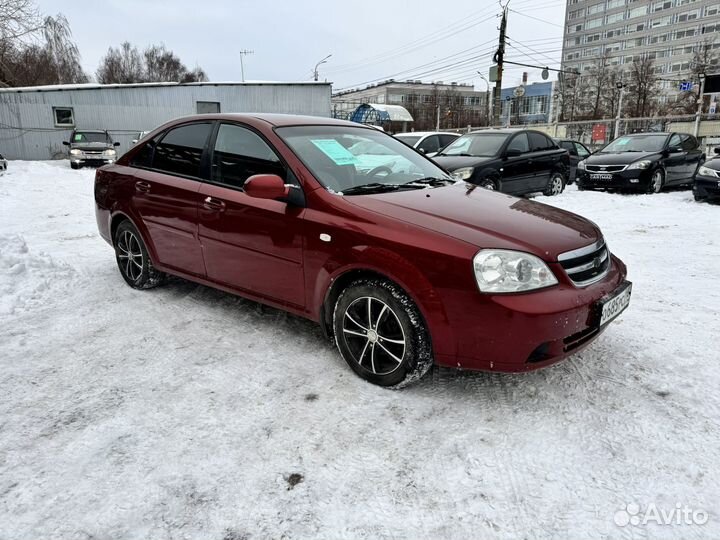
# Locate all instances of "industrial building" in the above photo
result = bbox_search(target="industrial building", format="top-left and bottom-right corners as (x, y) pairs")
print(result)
(0, 82), (331, 160)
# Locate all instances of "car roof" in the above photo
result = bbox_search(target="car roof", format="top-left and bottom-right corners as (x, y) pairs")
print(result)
(467, 128), (543, 135)
(394, 131), (460, 137)
(619, 132), (672, 137)
(73, 129), (107, 133)
(161, 113), (365, 128)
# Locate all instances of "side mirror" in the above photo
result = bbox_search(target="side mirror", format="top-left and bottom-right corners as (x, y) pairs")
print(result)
(113, 142), (120, 147)
(714, 147), (720, 155)
(131, 140), (138, 145)
(505, 148), (523, 158)
(62, 141), (70, 146)
(418, 148), (426, 154)
(668, 146), (683, 153)
(244, 174), (289, 200)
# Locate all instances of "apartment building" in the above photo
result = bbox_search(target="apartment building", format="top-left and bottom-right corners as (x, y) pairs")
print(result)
(561, 0), (720, 97)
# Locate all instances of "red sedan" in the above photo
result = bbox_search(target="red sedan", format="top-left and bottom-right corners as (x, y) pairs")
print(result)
(94, 114), (631, 387)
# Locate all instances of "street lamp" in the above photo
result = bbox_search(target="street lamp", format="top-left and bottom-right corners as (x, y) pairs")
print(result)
(313, 54), (332, 82)
(614, 81), (627, 139)
(477, 71), (492, 126)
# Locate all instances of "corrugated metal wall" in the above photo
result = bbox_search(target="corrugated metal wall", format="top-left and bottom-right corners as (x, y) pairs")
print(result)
(0, 83), (331, 160)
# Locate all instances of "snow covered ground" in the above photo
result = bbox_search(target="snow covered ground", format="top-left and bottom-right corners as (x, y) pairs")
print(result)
(1, 160), (719, 539)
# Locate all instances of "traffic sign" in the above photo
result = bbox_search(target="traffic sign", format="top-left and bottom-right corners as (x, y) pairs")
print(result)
(679, 81), (693, 92)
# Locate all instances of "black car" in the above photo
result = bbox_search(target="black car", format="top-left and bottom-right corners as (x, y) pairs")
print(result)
(576, 132), (704, 194)
(693, 148), (720, 202)
(62, 129), (121, 169)
(433, 129), (570, 197)
(0, 152), (6, 175)
(555, 138), (591, 183)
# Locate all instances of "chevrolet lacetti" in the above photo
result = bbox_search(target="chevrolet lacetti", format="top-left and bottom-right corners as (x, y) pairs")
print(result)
(94, 114), (631, 387)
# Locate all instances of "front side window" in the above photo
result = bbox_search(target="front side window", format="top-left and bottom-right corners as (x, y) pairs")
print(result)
(54, 107), (74, 127)
(442, 133), (510, 157)
(507, 133), (530, 154)
(394, 134), (421, 147)
(560, 141), (577, 155)
(212, 123), (283, 189)
(418, 135), (440, 154)
(153, 122), (212, 178)
(668, 134), (682, 149)
(575, 143), (591, 158)
(276, 125), (452, 194)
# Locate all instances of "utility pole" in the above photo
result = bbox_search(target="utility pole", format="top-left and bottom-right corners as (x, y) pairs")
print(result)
(239, 49), (254, 82)
(492, 6), (508, 127)
(614, 81), (626, 139)
(694, 73), (706, 137)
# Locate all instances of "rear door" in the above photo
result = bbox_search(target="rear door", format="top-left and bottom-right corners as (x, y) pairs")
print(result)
(501, 132), (533, 194)
(560, 141), (579, 182)
(527, 131), (555, 191)
(664, 133), (686, 184)
(131, 122), (212, 276)
(197, 122), (306, 307)
(681, 134), (703, 180)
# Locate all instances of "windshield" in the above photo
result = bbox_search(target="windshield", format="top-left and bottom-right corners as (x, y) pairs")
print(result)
(276, 125), (453, 195)
(601, 134), (667, 153)
(395, 135), (421, 146)
(440, 133), (508, 157)
(73, 132), (111, 144)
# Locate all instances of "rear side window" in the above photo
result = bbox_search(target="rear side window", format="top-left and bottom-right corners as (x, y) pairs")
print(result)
(560, 141), (577, 155)
(154, 123), (213, 178)
(507, 133), (529, 154)
(529, 132), (553, 152)
(418, 135), (440, 154)
(211, 123), (283, 189)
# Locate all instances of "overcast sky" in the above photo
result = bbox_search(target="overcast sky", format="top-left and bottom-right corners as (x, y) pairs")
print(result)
(36, 0), (565, 92)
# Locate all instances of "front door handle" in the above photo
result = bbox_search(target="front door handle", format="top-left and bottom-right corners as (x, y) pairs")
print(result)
(203, 196), (226, 212)
(135, 181), (151, 193)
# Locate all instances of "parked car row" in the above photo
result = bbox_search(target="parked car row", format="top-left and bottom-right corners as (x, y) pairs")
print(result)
(94, 113), (631, 388)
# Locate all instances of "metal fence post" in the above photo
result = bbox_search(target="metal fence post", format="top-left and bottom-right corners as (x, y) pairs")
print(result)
(694, 74), (706, 138)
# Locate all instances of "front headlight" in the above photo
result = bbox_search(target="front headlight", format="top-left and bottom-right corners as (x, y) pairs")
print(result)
(577, 160), (586, 170)
(628, 160), (652, 170)
(103, 149), (117, 157)
(451, 167), (474, 180)
(473, 249), (558, 293)
(698, 165), (718, 177)
(69, 149), (82, 156)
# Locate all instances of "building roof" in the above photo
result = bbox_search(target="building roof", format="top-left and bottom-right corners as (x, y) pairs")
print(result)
(0, 81), (330, 94)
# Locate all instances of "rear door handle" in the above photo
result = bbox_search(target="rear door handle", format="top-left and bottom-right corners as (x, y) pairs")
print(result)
(203, 196), (226, 212)
(135, 181), (151, 193)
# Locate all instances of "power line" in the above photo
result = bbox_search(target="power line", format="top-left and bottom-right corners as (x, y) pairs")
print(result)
(508, 8), (563, 28)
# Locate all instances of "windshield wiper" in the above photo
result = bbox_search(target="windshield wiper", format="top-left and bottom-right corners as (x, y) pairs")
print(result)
(402, 177), (455, 187)
(340, 183), (402, 195)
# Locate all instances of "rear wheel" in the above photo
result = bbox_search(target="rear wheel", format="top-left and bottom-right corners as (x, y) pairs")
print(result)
(333, 278), (433, 388)
(648, 169), (664, 194)
(114, 220), (165, 289)
(543, 171), (565, 196)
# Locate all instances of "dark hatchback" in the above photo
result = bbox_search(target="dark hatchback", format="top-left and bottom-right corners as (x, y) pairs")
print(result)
(555, 139), (591, 183)
(576, 132), (704, 193)
(694, 148), (720, 202)
(432, 129), (570, 197)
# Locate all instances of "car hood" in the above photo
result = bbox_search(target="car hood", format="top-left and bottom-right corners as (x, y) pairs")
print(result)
(70, 142), (113, 151)
(587, 151), (661, 165)
(432, 156), (494, 171)
(345, 183), (601, 261)
(702, 157), (720, 171)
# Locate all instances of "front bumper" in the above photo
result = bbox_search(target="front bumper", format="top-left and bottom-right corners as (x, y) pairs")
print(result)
(576, 168), (653, 191)
(71, 154), (116, 166)
(437, 255), (628, 372)
(693, 175), (720, 200)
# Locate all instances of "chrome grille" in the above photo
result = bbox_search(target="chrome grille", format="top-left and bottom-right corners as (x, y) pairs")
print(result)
(558, 239), (610, 287)
(586, 165), (626, 173)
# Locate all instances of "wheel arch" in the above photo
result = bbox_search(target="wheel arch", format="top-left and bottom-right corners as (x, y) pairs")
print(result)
(108, 210), (161, 266)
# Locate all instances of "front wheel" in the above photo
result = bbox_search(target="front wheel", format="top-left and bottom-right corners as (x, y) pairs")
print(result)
(114, 220), (165, 289)
(543, 171), (565, 196)
(70, 162), (80, 170)
(647, 169), (664, 194)
(333, 278), (433, 388)
(479, 177), (497, 190)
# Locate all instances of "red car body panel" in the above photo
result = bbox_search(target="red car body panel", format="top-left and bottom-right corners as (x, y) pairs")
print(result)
(95, 113), (628, 373)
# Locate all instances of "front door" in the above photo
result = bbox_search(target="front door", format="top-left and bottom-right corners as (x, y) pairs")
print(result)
(130, 122), (212, 276)
(197, 122), (306, 307)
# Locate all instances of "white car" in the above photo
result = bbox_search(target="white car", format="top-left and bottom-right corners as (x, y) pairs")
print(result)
(131, 131), (150, 145)
(0, 152), (7, 175)
(394, 131), (461, 155)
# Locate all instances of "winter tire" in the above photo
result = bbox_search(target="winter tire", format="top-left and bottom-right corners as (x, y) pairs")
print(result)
(479, 177), (497, 190)
(333, 278), (433, 388)
(543, 171), (565, 196)
(71, 162), (80, 170)
(114, 220), (165, 289)
(648, 169), (664, 194)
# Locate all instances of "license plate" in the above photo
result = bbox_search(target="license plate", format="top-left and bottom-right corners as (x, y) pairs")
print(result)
(599, 281), (632, 326)
(590, 173), (613, 180)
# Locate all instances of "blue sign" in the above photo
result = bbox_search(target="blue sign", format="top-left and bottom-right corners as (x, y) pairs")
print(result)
(679, 81), (693, 92)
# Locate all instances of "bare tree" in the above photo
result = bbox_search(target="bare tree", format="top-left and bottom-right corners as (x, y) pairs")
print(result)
(626, 55), (658, 117)
(0, 0), (41, 42)
(587, 51), (611, 119)
(603, 67), (625, 118)
(42, 14), (87, 84)
(179, 65), (207, 83)
(96, 41), (144, 83)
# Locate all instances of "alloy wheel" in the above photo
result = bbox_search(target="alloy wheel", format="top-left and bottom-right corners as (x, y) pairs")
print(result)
(652, 170), (663, 193)
(341, 296), (406, 375)
(481, 179), (496, 190)
(116, 230), (144, 282)
(549, 174), (563, 195)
